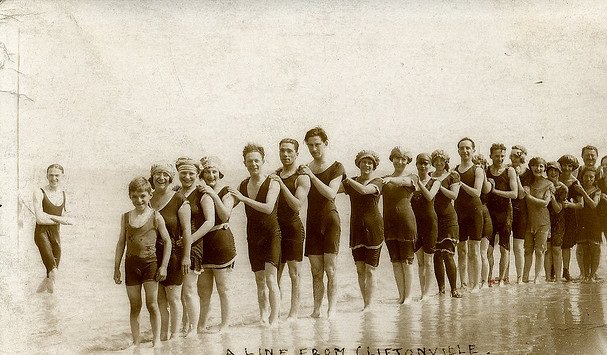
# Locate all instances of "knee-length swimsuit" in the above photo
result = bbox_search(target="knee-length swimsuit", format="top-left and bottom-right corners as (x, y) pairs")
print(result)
(156, 192), (188, 286)
(277, 170), (305, 263)
(186, 188), (206, 272)
(411, 177), (438, 254)
(305, 161), (345, 256)
(34, 188), (65, 277)
(239, 177), (281, 272)
(433, 175), (459, 254)
(524, 182), (551, 254)
(201, 186), (237, 269)
(480, 191), (494, 241)
(561, 180), (582, 249)
(548, 183), (568, 247)
(343, 177), (384, 267)
(124, 211), (158, 286)
(382, 180), (417, 263)
(486, 167), (513, 250)
(454, 165), (483, 242)
(577, 186), (602, 244)
(512, 169), (533, 240)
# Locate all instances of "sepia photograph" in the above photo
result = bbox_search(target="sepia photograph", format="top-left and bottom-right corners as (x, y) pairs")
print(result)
(1, 1), (606, 353)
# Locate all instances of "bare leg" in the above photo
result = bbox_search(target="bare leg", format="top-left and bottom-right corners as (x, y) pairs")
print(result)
(142, 281), (161, 347)
(214, 269), (232, 330)
(324, 253), (338, 318)
(402, 261), (415, 304)
(197, 271), (214, 332)
(513, 238), (525, 283)
(265, 263), (280, 325)
(416, 250), (425, 300)
(487, 244), (495, 284)
(182, 273), (199, 336)
(308, 255), (324, 318)
(589, 244), (601, 280)
(355, 261), (367, 308)
(562, 247), (572, 281)
(126, 285), (143, 346)
(364, 265), (377, 310)
(468, 240), (481, 291)
(392, 262), (405, 302)
(498, 245), (509, 284)
(534, 248), (545, 283)
(544, 242), (553, 281)
(457, 241), (468, 288)
(576, 245), (585, 280)
(286, 261), (301, 319)
(157, 285), (169, 340)
(164, 285), (183, 339)
(552, 246), (563, 282)
(480, 238), (489, 288)
(433, 252), (446, 294)
(254, 271), (269, 324)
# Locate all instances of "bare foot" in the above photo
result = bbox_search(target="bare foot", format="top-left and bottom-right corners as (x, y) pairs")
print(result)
(401, 297), (413, 305)
(327, 309), (336, 319)
(36, 278), (49, 293)
(310, 310), (321, 318)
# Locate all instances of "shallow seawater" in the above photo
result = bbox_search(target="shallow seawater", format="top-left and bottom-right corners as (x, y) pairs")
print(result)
(5, 187), (607, 354)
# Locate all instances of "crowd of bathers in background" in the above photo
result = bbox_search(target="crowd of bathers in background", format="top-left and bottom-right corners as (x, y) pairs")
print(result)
(34, 127), (607, 348)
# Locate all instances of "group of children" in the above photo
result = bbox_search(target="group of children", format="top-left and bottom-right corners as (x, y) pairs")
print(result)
(34, 127), (605, 348)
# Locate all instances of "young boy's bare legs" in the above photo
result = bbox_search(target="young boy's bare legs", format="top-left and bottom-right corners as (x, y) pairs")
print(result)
(457, 241), (468, 288)
(513, 238), (525, 283)
(157, 285), (169, 340)
(126, 285), (143, 346)
(214, 268), (232, 329)
(254, 271), (270, 324)
(264, 263), (280, 325)
(468, 240), (481, 291)
(196, 270), (214, 332)
(182, 273), (199, 336)
(142, 281), (161, 347)
(308, 255), (324, 318)
(324, 253), (338, 318)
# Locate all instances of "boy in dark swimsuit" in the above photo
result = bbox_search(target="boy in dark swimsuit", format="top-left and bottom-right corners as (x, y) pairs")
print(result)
(114, 177), (172, 348)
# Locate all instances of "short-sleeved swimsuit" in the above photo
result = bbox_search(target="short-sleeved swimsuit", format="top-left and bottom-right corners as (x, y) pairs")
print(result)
(411, 177), (438, 254)
(512, 169), (533, 240)
(486, 167), (513, 250)
(433, 175), (459, 254)
(577, 187), (602, 244)
(34, 188), (65, 277)
(186, 188), (207, 272)
(382, 180), (417, 263)
(201, 186), (237, 269)
(561, 180), (582, 249)
(276, 170), (306, 263)
(524, 182), (551, 254)
(124, 211), (158, 286)
(548, 183), (568, 247)
(344, 177), (384, 267)
(156, 192), (188, 286)
(454, 165), (483, 242)
(305, 161), (345, 256)
(239, 177), (281, 272)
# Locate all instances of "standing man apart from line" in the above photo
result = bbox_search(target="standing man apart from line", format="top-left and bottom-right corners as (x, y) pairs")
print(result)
(229, 144), (282, 326)
(269, 138), (311, 320)
(299, 127), (345, 318)
(34, 164), (74, 294)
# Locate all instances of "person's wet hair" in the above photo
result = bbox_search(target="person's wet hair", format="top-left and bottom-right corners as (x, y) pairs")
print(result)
(129, 176), (152, 195)
(46, 164), (64, 174)
(279, 138), (299, 152)
(243, 143), (265, 160)
(457, 137), (475, 149)
(304, 126), (328, 143)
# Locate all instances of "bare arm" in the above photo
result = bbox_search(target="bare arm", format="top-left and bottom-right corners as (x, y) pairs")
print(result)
(549, 186), (565, 214)
(579, 187), (600, 209)
(202, 185), (233, 222)
(191, 195), (215, 242)
(417, 179), (441, 201)
(33, 189), (57, 225)
(344, 178), (380, 195)
(270, 174), (311, 211)
(460, 167), (483, 198)
(113, 214), (127, 284)
(300, 165), (341, 200)
(439, 180), (460, 200)
(524, 186), (551, 208)
(178, 203), (192, 272)
(229, 180), (280, 215)
(382, 176), (415, 187)
(491, 167), (518, 199)
(155, 213), (172, 281)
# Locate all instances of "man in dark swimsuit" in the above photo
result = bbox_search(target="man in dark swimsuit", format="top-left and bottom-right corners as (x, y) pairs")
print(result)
(269, 138), (311, 319)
